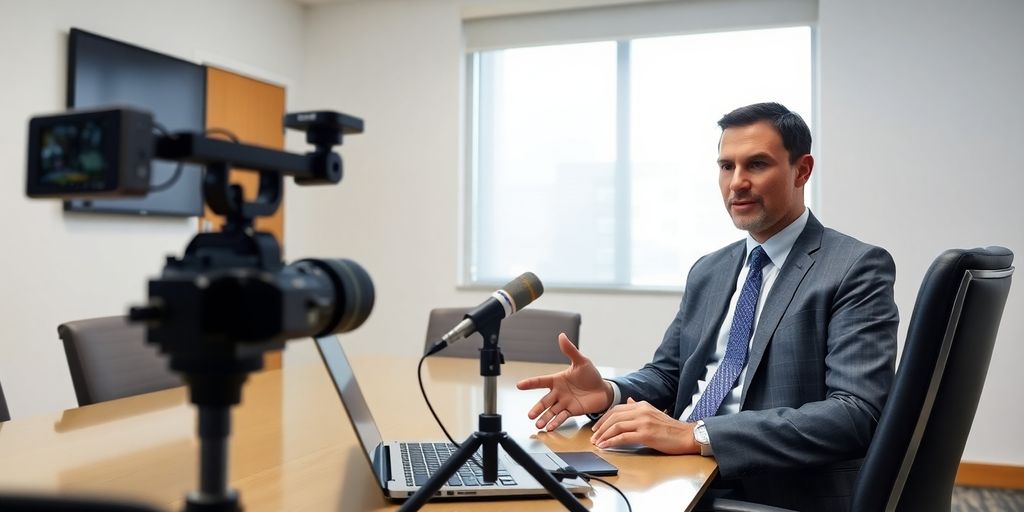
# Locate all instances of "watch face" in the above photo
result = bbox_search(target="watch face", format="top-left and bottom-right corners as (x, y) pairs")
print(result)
(695, 425), (710, 445)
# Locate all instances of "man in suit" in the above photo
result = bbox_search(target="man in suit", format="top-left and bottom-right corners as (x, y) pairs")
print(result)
(517, 102), (898, 510)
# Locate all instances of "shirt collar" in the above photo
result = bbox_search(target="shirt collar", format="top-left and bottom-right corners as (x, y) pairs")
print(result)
(744, 208), (810, 270)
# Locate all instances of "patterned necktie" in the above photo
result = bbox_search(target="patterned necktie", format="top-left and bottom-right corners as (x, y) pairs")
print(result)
(687, 245), (770, 422)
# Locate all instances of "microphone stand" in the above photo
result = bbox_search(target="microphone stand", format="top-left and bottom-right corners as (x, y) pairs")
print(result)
(398, 321), (587, 511)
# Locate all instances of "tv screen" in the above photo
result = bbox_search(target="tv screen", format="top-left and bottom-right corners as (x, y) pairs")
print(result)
(64, 28), (205, 217)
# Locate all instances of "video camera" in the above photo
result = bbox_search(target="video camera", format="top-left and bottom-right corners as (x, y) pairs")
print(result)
(25, 105), (375, 512)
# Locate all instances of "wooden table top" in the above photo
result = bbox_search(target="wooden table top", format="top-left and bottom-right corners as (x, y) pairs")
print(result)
(0, 351), (717, 511)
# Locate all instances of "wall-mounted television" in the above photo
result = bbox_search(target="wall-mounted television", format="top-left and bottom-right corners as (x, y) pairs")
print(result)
(64, 27), (205, 217)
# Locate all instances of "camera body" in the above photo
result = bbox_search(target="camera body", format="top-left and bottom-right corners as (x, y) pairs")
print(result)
(26, 107), (154, 198)
(142, 230), (375, 367)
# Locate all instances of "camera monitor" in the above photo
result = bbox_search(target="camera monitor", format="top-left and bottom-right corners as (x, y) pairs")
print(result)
(26, 108), (154, 198)
(64, 28), (205, 216)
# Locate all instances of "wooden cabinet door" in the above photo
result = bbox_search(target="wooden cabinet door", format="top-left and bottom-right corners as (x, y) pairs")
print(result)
(204, 66), (286, 370)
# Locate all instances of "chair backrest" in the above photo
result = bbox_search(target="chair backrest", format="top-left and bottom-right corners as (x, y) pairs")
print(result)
(57, 316), (183, 407)
(852, 247), (1014, 512)
(0, 377), (10, 421)
(424, 308), (581, 363)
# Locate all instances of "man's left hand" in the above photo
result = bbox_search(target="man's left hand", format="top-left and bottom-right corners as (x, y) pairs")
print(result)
(589, 397), (700, 455)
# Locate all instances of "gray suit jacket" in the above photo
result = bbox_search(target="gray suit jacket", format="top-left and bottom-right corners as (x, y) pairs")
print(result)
(612, 213), (898, 511)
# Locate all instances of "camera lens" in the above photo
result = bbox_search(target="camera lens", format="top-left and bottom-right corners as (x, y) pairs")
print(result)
(289, 258), (374, 336)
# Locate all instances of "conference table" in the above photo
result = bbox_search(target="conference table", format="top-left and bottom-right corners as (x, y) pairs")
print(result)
(0, 350), (718, 510)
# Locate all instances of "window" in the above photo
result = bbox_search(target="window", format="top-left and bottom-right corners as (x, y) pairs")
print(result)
(466, 26), (813, 290)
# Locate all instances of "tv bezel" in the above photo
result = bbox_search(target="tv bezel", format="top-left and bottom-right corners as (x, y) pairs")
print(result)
(63, 27), (206, 217)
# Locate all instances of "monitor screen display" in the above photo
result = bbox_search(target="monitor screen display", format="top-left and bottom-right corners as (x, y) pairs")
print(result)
(64, 28), (205, 217)
(39, 116), (113, 191)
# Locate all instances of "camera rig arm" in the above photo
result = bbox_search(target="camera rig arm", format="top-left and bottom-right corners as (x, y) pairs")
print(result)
(155, 111), (363, 223)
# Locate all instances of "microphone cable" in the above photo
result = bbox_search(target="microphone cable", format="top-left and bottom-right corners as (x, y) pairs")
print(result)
(416, 351), (486, 472)
(148, 125), (241, 193)
(550, 468), (632, 512)
(149, 123), (183, 193)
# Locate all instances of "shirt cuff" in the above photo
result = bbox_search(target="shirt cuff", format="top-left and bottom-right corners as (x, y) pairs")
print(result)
(700, 441), (715, 457)
(608, 380), (622, 406)
(586, 380), (622, 421)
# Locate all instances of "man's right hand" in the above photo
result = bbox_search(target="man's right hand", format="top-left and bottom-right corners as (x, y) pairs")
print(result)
(516, 333), (613, 431)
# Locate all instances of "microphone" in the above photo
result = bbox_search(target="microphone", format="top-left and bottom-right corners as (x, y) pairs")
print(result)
(426, 272), (543, 356)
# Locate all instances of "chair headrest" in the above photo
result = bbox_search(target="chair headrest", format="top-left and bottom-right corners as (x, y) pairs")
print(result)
(932, 246), (1013, 274)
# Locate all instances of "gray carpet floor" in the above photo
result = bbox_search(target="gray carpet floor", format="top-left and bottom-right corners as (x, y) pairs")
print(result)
(952, 487), (1024, 511)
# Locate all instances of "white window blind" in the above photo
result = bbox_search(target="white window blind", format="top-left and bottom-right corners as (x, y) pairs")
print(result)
(464, 0), (818, 51)
(464, 3), (816, 290)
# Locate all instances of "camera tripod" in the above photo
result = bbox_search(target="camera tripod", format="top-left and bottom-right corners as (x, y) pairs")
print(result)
(127, 112), (373, 512)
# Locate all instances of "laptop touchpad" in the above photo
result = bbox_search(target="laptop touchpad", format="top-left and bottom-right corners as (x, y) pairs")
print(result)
(529, 453), (562, 471)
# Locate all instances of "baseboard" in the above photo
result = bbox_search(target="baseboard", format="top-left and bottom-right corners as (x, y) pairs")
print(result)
(956, 462), (1024, 489)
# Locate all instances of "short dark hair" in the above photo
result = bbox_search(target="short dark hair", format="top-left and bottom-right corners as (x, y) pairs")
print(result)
(717, 102), (811, 164)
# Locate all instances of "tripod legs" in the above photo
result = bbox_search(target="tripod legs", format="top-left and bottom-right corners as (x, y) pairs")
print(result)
(498, 435), (587, 512)
(397, 434), (484, 511)
(397, 425), (587, 512)
(402, 335), (588, 510)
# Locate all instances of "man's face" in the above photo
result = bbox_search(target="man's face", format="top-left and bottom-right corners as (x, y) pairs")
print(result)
(717, 121), (813, 243)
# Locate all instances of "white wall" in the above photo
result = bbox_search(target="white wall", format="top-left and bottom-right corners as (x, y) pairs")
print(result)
(285, 0), (683, 367)
(289, 0), (1024, 466)
(818, 0), (1024, 466)
(0, 0), (306, 417)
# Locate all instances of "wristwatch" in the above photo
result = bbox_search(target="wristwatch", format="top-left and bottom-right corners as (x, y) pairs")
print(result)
(693, 420), (714, 456)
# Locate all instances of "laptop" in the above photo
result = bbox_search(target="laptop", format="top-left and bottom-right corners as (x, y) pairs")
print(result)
(314, 335), (592, 499)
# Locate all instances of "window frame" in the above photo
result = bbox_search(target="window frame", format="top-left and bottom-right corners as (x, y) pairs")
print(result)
(461, 26), (820, 293)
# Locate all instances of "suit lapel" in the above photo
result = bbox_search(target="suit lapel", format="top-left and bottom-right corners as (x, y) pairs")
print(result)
(675, 241), (745, 415)
(739, 213), (824, 407)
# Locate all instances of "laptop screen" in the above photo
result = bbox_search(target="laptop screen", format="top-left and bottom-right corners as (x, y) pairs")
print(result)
(314, 335), (384, 465)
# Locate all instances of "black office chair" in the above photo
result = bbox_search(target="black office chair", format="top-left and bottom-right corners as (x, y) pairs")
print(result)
(424, 307), (581, 363)
(708, 246), (1015, 512)
(58, 315), (183, 406)
(0, 377), (10, 421)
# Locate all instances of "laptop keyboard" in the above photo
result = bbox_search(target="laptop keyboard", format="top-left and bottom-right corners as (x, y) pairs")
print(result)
(399, 442), (518, 488)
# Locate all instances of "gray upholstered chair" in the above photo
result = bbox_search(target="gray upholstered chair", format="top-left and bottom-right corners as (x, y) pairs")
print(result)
(705, 247), (1014, 512)
(424, 307), (581, 363)
(57, 315), (183, 406)
(0, 377), (10, 421)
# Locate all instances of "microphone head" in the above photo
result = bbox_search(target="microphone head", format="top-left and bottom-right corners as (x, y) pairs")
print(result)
(503, 272), (544, 313)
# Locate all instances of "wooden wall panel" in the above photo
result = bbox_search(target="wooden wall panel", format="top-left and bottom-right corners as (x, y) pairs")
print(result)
(204, 66), (285, 370)
(957, 462), (1024, 489)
